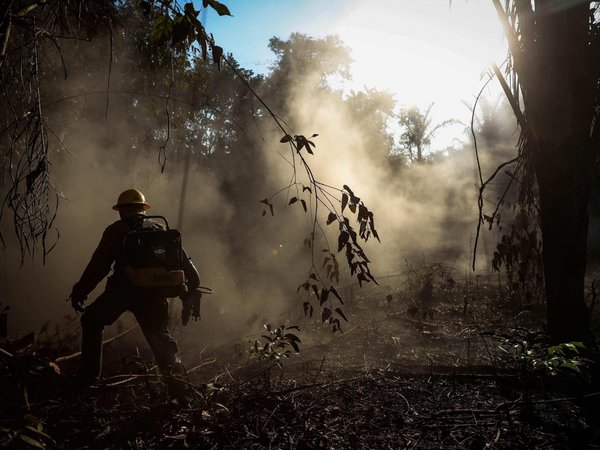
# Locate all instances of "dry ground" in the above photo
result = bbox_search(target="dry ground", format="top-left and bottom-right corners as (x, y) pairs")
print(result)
(2, 269), (600, 449)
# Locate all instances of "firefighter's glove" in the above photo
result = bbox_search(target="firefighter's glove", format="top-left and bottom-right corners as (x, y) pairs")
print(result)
(70, 295), (87, 313)
(180, 289), (202, 326)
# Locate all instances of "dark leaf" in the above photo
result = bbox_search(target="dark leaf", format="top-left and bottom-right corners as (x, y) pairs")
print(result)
(289, 197), (298, 205)
(338, 231), (349, 252)
(335, 308), (348, 322)
(312, 285), (319, 299)
(139, 0), (151, 16)
(320, 289), (329, 306)
(259, 198), (269, 205)
(301, 199), (307, 212)
(204, 0), (232, 16)
(330, 287), (343, 304)
(373, 228), (380, 242)
(171, 15), (192, 46)
(357, 273), (368, 287)
(358, 205), (368, 221)
(348, 203), (356, 214)
(322, 308), (332, 322)
(303, 186), (312, 193)
(269, 204), (274, 216)
(311, 133), (319, 138)
(261, 209), (266, 217)
(326, 212), (336, 225)
(309, 273), (317, 280)
(341, 193), (349, 212)
(284, 333), (300, 342)
(280, 134), (292, 143)
(212, 45), (224, 70)
(184, 2), (199, 17)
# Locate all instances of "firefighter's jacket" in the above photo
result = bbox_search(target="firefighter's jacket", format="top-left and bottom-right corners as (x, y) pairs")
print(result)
(70, 216), (200, 300)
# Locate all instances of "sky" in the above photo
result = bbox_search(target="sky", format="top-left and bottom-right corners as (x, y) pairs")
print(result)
(201, 0), (508, 147)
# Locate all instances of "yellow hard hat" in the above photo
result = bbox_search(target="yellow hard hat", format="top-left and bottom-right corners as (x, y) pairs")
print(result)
(112, 189), (151, 211)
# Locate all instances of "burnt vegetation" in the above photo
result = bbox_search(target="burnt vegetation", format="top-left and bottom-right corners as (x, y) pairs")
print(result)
(2, 1), (600, 449)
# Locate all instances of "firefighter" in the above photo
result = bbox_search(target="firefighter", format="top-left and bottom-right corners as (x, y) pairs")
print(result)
(68, 189), (200, 388)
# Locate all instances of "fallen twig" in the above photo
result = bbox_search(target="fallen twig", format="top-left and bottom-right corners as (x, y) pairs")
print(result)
(54, 324), (139, 362)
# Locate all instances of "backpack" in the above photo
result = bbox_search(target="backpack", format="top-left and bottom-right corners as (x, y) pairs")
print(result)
(118, 215), (187, 297)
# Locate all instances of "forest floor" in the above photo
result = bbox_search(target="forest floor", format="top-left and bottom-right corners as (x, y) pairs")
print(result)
(2, 267), (600, 449)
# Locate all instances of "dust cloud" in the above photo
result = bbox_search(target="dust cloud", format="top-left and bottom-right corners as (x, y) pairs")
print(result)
(0, 31), (518, 362)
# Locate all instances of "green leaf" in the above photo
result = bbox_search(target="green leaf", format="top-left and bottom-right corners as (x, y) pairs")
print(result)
(559, 361), (581, 373)
(19, 435), (46, 449)
(204, 0), (232, 16)
(150, 15), (173, 45)
(563, 343), (579, 354)
(24, 426), (52, 440)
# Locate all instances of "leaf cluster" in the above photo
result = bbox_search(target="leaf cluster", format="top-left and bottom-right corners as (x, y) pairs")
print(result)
(298, 266), (346, 332)
(144, 1), (226, 67)
(248, 324), (301, 369)
(0, 414), (54, 450)
(496, 333), (595, 384)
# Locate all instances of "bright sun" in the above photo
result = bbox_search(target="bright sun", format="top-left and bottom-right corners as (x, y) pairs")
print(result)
(335, 0), (507, 145)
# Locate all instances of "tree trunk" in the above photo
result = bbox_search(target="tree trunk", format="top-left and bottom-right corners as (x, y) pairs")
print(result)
(524, 3), (596, 343)
(536, 152), (593, 343)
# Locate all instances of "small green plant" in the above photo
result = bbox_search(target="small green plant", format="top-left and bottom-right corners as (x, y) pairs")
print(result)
(248, 324), (301, 369)
(0, 414), (54, 449)
(498, 335), (594, 383)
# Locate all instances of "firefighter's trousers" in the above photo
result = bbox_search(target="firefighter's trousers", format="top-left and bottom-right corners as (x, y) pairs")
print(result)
(79, 278), (178, 383)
